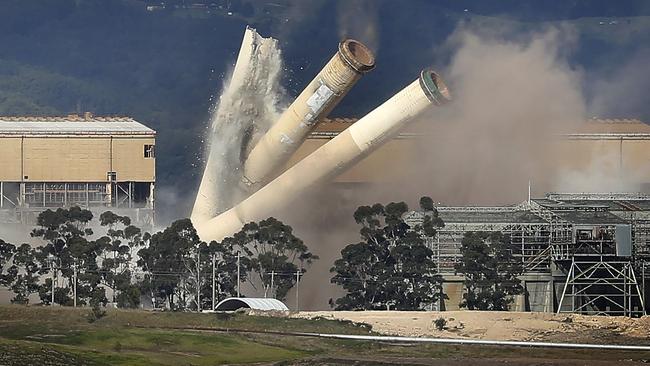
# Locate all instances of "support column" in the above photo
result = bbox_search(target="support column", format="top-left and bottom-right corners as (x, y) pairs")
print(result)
(641, 261), (646, 315)
(1, 181), (3, 209)
(106, 183), (112, 207)
(150, 182), (155, 228)
(19, 182), (25, 224)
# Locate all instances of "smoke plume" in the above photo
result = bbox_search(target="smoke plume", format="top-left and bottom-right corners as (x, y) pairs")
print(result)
(193, 25), (647, 310)
(401, 26), (587, 205)
(287, 25), (635, 309)
(337, 0), (380, 52)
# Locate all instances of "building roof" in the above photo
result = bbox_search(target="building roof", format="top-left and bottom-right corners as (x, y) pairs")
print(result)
(0, 115), (155, 136)
(571, 118), (650, 134)
(438, 209), (546, 224)
(538, 194), (650, 212)
(214, 297), (289, 311)
(312, 118), (649, 138)
(405, 208), (547, 225)
(559, 200), (650, 212)
(552, 210), (629, 225)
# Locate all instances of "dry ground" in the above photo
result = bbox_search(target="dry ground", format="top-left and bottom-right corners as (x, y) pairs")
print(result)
(3, 306), (650, 365)
(292, 310), (650, 344)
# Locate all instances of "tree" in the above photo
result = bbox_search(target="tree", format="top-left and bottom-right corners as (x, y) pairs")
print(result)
(8, 244), (42, 304)
(228, 217), (317, 301)
(30, 206), (105, 306)
(97, 211), (144, 305)
(330, 197), (445, 310)
(197, 238), (243, 310)
(0, 240), (17, 288)
(137, 218), (203, 310)
(455, 231), (524, 311)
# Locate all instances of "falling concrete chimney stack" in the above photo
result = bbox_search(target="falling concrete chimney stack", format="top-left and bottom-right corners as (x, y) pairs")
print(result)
(241, 39), (375, 189)
(196, 69), (451, 242)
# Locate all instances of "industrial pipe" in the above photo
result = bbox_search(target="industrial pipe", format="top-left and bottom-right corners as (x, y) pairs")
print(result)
(241, 39), (375, 188)
(196, 69), (451, 242)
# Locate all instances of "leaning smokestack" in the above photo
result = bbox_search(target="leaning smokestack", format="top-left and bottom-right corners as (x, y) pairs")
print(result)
(242, 39), (375, 188)
(191, 27), (281, 224)
(196, 69), (451, 242)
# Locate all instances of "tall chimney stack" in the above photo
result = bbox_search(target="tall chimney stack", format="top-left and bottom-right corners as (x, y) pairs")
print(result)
(196, 70), (451, 242)
(241, 39), (375, 189)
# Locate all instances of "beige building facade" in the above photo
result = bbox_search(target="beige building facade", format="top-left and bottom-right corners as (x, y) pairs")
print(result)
(0, 115), (155, 226)
(295, 118), (650, 186)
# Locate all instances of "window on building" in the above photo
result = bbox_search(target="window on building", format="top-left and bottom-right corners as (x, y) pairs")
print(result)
(144, 144), (155, 158)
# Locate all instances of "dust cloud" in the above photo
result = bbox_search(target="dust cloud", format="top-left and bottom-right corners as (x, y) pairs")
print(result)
(191, 28), (285, 223)
(286, 26), (644, 309)
(398, 27), (586, 206)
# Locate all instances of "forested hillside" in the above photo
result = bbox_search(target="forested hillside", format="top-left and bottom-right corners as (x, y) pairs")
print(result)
(1, 0), (648, 222)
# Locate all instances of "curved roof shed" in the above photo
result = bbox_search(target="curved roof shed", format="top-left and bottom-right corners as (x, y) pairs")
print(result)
(215, 297), (289, 311)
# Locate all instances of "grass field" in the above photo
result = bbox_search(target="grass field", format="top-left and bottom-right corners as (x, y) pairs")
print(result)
(1, 305), (650, 365)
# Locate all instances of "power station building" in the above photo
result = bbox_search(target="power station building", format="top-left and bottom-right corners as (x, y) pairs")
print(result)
(297, 117), (650, 316)
(296, 117), (650, 187)
(0, 115), (155, 227)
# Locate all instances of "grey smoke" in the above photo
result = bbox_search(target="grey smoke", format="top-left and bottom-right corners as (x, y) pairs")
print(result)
(337, 0), (380, 52)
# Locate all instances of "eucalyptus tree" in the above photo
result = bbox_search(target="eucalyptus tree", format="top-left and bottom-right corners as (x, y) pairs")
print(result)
(97, 211), (145, 305)
(31, 206), (105, 306)
(228, 217), (317, 301)
(137, 218), (204, 310)
(331, 197), (445, 310)
(455, 231), (524, 310)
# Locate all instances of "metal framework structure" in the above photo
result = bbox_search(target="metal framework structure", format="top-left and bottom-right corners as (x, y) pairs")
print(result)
(0, 181), (154, 228)
(557, 260), (644, 316)
(406, 193), (650, 316)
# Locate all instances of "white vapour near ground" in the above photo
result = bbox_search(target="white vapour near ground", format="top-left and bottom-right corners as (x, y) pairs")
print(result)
(191, 27), (284, 224)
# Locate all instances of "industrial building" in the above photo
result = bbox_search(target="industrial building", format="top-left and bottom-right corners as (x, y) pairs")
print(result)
(404, 192), (650, 317)
(0, 114), (156, 227)
(293, 118), (650, 186)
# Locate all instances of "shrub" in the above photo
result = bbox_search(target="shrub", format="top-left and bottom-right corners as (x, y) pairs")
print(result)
(87, 304), (107, 323)
(434, 317), (447, 331)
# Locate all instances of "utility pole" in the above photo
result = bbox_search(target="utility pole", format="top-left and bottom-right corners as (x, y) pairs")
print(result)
(212, 254), (216, 310)
(51, 260), (55, 306)
(196, 250), (201, 312)
(48, 255), (55, 306)
(73, 260), (77, 308)
(236, 251), (241, 297)
(295, 270), (300, 311)
(264, 270), (275, 299)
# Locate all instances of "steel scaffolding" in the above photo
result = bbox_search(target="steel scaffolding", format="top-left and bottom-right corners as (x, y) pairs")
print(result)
(557, 260), (644, 316)
(407, 193), (650, 316)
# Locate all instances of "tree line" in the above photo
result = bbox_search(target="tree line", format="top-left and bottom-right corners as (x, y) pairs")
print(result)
(0, 198), (524, 311)
(0, 206), (315, 311)
(329, 196), (524, 311)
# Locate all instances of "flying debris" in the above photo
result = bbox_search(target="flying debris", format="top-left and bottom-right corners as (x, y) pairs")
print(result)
(193, 28), (450, 242)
